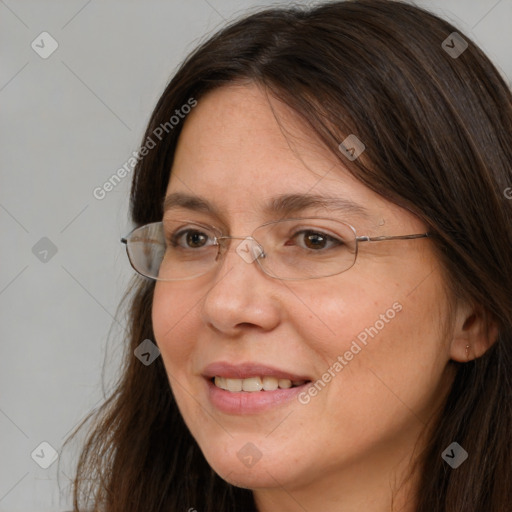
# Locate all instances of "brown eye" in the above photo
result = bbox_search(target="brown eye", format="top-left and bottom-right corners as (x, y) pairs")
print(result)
(170, 229), (211, 249)
(302, 232), (328, 250)
(286, 230), (343, 251)
(185, 231), (208, 248)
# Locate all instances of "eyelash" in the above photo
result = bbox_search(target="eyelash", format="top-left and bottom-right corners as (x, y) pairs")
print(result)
(167, 228), (344, 251)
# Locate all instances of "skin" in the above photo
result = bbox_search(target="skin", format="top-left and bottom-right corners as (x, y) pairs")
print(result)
(151, 83), (492, 512)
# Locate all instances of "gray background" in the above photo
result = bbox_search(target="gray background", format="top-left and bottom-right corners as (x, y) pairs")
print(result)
(1, 1), (510, 510)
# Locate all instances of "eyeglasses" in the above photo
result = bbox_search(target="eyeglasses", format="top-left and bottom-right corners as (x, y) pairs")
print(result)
(120, 217), (430, 281)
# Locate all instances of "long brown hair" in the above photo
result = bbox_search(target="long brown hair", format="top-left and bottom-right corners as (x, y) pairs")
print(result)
(64, 1), (512, 510)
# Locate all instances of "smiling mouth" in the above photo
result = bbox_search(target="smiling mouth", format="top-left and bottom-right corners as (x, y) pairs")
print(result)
(212, 376), (310, 392)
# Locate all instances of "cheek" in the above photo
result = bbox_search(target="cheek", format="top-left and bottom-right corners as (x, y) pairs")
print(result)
(151, 283), (209, 434)
(151, 283), (198, 370)
(304, 273), (451, 435)
(285, 277), (402, 364)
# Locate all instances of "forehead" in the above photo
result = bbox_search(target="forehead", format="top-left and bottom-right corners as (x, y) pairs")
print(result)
(171, 83), (337, 181)
(165, 84), (407, 230)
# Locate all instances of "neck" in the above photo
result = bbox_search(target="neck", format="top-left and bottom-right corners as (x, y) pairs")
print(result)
(253, 433), (423, 512)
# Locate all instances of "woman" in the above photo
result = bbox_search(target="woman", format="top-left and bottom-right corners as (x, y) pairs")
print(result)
(65, 0), (512, 510)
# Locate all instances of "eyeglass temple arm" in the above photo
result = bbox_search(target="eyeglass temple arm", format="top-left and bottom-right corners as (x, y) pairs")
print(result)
(356, 233), (430, 243)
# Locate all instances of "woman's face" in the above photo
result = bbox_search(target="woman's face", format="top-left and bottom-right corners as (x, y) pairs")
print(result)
(152, 84), (456, 500)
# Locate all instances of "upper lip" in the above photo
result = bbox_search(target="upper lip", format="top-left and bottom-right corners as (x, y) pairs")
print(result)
(202, 361), (311, 381)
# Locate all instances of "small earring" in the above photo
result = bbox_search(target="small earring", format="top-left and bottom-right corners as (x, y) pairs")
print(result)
(465, 344), (471, 360)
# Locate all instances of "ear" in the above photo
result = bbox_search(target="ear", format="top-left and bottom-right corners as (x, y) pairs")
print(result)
(450, 301), (499, 362)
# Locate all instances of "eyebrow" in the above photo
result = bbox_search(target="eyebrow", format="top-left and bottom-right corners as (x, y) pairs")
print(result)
(162, 191), (369, 220)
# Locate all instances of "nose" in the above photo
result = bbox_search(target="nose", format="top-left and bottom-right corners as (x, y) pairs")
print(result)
(216, 236), (265, 265)
(200, 236), (281, 335)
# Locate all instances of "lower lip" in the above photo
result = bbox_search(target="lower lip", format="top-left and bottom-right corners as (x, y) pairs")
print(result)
(205, 378), (310, 414)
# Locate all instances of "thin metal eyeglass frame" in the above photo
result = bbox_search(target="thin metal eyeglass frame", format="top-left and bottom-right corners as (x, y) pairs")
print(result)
(120, 218), (431, 281)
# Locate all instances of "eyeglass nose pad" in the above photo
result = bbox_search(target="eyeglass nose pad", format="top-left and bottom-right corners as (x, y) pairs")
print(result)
(235, 237), (265, 264)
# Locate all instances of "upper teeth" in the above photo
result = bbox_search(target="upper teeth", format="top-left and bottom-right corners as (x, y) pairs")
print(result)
(214, 376), (306, 392)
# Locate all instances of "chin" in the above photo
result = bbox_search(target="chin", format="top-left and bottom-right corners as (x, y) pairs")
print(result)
(198, 440), (297, 490)
(211, 459), (283, 490)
